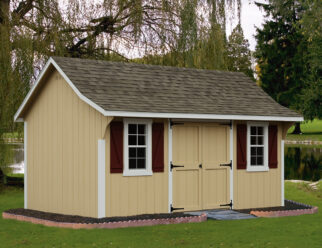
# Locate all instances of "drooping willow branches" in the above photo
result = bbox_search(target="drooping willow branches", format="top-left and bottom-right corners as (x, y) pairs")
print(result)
(0, 0), (241, 133)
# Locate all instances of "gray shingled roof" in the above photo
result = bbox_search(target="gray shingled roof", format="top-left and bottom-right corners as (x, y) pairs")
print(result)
(52, 56), (301, 117)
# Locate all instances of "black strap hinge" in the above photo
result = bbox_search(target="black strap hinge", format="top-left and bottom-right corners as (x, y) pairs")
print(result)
(170, 204), (184, 212)
(170, 162), (184, 171)
(220, 160), (232, 170)
(220, 200), (233, 209)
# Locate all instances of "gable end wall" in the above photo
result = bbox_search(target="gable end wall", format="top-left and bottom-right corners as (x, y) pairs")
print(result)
(25, 69), (108, 217)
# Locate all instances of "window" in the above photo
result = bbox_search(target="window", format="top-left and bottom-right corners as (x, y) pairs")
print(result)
(247, 122), (269, 172)
(123, 119), (152, 176)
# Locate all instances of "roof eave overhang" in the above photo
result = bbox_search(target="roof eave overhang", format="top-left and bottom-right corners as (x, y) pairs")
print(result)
(14, 57), (304, 123)
(102, 111), (303, 122)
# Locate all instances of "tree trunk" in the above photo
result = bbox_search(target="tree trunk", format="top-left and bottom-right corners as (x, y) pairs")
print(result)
(0, 0), (9, 25)
(291, 122), (302, 134)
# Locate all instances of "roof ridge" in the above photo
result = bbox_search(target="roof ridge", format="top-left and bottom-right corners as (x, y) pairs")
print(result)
(51, 56), (246, 76)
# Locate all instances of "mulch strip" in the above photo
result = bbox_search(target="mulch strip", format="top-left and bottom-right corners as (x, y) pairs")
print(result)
(4, 208), (192, 224)
(237, 199), (313, 214)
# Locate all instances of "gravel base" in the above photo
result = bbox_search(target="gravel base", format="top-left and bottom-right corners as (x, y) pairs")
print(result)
(237, 200), (312, 214)
(4, 208), (192, 224)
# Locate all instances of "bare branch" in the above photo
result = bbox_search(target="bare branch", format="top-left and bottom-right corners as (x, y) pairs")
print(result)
(12, 0), (34, 20)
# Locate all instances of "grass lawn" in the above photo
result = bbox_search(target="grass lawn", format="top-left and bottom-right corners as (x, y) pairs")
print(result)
(0, 183), (321, 248)
(287, 133), (322, 142)
(5, 173), (24, 178)
(287, 119), (322, 141)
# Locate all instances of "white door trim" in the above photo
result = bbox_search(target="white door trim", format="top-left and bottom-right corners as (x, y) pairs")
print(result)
(24, 122), (28, 209)
(168, 119), (173, 213)
(230, 121), (234, 208)
(281, 139), (285, 206)
(97, 139), (106, 218)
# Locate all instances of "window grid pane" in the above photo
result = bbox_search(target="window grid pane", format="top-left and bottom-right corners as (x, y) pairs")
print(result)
(250, 126), (265, 166)
(128, 123), (147, 170)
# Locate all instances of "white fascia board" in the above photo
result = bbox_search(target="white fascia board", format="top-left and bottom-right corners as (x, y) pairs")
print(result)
(50, 59), (107, 116)
(14, 58), (53, 122)
(103, 111), (303, 122)
(14, 57), (106, 122)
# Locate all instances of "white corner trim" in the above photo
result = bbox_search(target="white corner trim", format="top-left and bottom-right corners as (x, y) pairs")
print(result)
(97, 139), (106, 218)
(230, 122), (234, 208)
(24, 122), (28, 209)
(123, 118), (153, 177)
(281, 139), (285, 206)
(246, 122), (269, 172)
(168, 119), (173, 213)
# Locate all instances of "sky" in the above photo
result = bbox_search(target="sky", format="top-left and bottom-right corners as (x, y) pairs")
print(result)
(227, 0), (267, 51)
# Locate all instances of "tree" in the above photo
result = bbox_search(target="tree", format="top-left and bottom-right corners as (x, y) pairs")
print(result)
(227, 24), (254, 79)
(254, 0), (308, 133)
(0, 0), (242, 140)
(299, 0), (322, 121)
(138, 0), (238, 70)
(0, 0), (180, 139)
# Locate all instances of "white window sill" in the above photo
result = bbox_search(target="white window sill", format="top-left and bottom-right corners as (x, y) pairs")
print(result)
(246, 166), (269, 172)
(123, 170), (153, 177)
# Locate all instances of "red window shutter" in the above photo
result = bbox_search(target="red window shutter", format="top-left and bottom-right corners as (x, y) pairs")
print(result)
(269, 125), (278, 168)
(110, 121), (123, 173)
(237, 124), (247, 169)
(152, 123), (164, 172)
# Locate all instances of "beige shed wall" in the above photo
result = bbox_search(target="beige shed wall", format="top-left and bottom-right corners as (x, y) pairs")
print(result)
(25, 69), (109, 218)
(233, 121), (283, 209)
(105, 119), (169, 217)
(23, 68), (287, 217)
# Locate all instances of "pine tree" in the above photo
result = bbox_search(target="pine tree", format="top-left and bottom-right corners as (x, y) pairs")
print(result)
(227, 24), (254, 79)
(255, 0), (308, 133)
(255, 1), (307, 109)
(300, 0), (322, 120)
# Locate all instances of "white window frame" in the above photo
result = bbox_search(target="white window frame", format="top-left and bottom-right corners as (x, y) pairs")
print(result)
(123, 118), (153, 176)
(247, 122), (269, 172)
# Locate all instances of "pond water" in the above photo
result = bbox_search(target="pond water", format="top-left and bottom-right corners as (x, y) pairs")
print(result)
(0, 143), (321, 181)
(285, 145), (321, 181)
(0, 143), (24, 174)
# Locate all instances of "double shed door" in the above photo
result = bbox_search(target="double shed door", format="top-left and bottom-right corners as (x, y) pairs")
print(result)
(172, 123), (230, 211)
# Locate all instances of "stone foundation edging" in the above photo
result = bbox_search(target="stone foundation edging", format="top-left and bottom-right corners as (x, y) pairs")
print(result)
(251, 205), (318, 218)
(2, 212), (207, 229)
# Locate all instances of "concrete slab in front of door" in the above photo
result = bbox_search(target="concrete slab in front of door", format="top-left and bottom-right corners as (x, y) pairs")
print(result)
(186, 209), (257, 220)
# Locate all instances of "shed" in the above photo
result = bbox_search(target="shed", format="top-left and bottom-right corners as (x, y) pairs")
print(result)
(14, 57), (303, 218)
